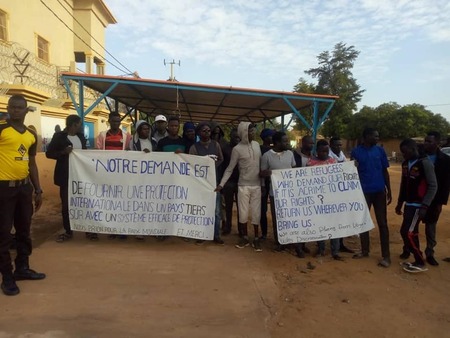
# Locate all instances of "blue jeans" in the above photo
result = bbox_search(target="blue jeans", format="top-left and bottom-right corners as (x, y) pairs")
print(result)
(214, 192), (221, 239)
(318, 238), (340, 256)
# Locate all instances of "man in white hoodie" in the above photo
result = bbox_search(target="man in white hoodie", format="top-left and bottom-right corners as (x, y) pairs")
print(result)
(216, 122), (263, 251)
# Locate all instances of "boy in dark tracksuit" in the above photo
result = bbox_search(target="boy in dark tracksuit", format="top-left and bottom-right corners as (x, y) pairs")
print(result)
(395, 139), (437, 273)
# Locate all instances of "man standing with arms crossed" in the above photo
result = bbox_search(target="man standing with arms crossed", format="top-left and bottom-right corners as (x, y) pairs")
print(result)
(0, 95), (45, 296)
(351, 128), (392, 268)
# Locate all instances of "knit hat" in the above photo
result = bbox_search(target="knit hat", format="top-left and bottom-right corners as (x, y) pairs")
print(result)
(260, 128), (275, 140)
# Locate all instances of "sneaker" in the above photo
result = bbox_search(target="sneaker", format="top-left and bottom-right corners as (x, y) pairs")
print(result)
(252, 238), (262, 252)
(235, 237), (250, 249)
(352, 253), (369, 259)
(403, 263), (428, 273)
(399, 251), (410, 260)
(333, 254), (344, 261)
(400, 261), (413, 268)
(1, 275), (19, 296)
(214, 237), (225, 245)
(378, 258), (391, 268)
(426, 256), (439, 266)
(259, 235), (267, 241)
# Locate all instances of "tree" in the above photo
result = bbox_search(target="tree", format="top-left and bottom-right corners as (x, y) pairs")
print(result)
(347, 102), (450, 139)
(293, 42), (364, 137)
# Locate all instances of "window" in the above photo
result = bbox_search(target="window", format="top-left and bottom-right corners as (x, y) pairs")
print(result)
(0, 10), (7, 41)
(37, 35), (49, 62)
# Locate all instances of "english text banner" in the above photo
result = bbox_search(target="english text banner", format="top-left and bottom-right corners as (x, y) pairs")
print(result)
(271, 161), (375, 244)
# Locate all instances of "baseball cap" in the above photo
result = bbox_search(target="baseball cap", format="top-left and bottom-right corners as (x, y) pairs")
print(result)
(155, 115), (167, 122)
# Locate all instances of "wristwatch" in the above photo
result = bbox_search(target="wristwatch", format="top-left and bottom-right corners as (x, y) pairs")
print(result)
(35, 189), (43, 195)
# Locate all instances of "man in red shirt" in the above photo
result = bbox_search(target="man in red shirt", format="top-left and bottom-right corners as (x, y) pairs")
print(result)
(96, 112), (131, 240)
(96, 112), (131, 150)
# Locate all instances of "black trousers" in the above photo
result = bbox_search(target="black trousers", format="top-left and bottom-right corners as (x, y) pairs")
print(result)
(0, 184), (33, 275)
(260, 183), (270, 237)
(358, 191), (390, 259)
(400, 206), (425, 265)
(60, 185), (71, 234)
(222, 180), (239, 233)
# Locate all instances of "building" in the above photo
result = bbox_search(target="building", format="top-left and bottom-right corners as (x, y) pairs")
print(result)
(0, 0), (128, 150)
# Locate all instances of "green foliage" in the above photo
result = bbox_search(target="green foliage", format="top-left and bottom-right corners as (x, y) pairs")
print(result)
(347, 102), (450, 139)
(293, 42), (364, 137)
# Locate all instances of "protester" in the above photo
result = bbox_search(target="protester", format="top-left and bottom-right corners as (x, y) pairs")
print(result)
(306, 140), (342, 260)
(189, 122), (224, 245)
(129, 120), (156, 241)
(260, 131), (302, 255)
(395, 139), (437, 273)
(130, 120), (156, 153)
(220, 128), (240, 235)
(156, 116), (187, 153)
(182, 122), (196, 153)
(0, 95), (45, 296)
(351, 128), (392, 267)
(155, 116), (186, 241)
(292, 135), (314, 254)
(294, 135), (314, 167)
(329, 137), (354, 254)
(414, 131), (450, 266)
(259, 128), (275, 240)
(96, 111), (131, 151)
(46, 115), (91, 242)
(216, 122), (263, 252)
(97, 111), (131, 240)
(153, 114), (168, 144)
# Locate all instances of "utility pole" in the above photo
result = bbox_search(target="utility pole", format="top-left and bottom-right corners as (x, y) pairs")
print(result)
(164, 59), (180, 81)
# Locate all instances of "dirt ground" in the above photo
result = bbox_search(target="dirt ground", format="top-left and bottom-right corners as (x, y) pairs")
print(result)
(1, 154), (450, 338)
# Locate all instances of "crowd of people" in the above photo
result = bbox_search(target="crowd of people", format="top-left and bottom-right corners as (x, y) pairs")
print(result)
(1, 94), (449, 296)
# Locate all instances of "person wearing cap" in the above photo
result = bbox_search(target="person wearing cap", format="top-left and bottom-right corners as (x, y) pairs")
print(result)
(189, 122), (224, 245)
(153, 115), (169, 144)
(130, 120), (156, 153)
(259, 128), (275, 240)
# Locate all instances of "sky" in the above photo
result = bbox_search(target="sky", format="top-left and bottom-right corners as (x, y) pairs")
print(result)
(102, 0), (450, 122)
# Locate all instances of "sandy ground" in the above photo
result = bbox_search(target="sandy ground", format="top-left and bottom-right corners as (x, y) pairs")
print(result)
(1, 154), (450, 338)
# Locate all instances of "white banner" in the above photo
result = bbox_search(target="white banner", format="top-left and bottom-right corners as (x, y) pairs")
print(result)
(271, 161), (374, 244)
(68, 150), (216, 240)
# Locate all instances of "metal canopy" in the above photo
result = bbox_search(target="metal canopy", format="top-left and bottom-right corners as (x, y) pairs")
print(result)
(60, 72), (337, 136)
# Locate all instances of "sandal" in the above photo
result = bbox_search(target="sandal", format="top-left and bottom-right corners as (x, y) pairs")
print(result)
(56, 232), (73, 243)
